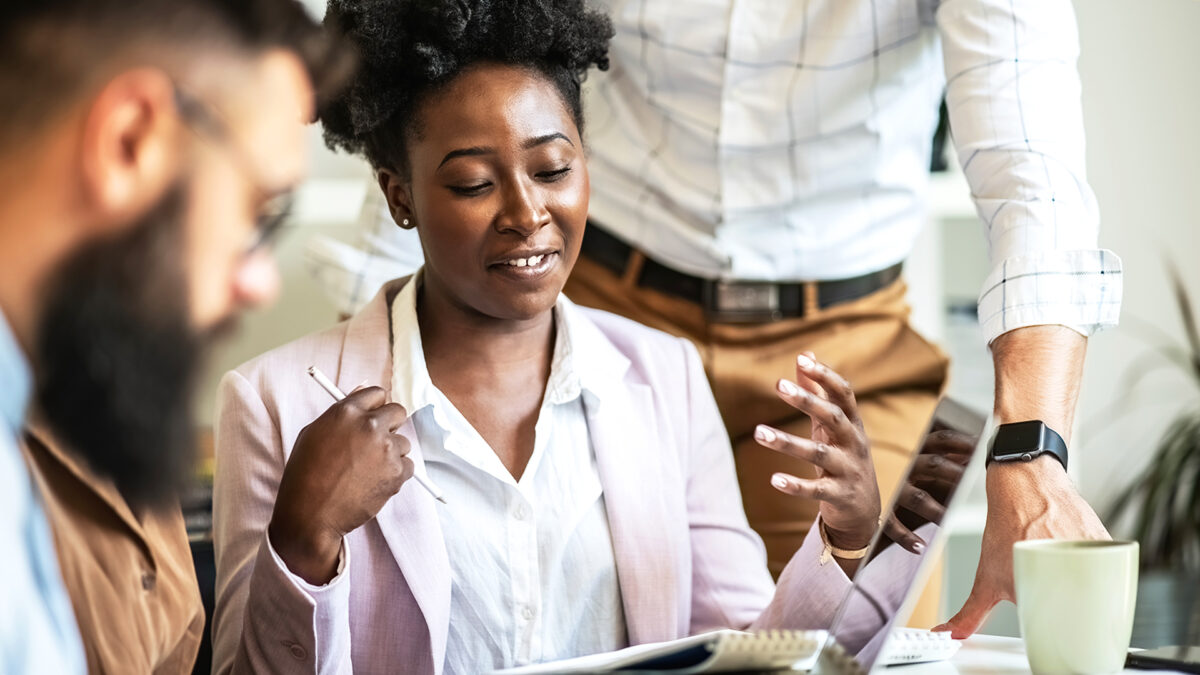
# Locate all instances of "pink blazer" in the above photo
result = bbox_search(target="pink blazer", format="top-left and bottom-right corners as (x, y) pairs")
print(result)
(211, 279), (854, 675)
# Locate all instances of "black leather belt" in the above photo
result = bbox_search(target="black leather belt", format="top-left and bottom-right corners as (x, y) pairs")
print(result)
(580, 225), (903, 322)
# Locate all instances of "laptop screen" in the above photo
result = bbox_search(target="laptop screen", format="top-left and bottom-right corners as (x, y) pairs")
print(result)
(824, 398), (988, 670)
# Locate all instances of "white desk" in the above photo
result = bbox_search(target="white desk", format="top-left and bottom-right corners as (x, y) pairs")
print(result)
(898, 635), (1175, 675)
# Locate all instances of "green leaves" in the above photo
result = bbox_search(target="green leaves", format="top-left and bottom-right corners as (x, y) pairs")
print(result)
(1107, 263), (1200, 571)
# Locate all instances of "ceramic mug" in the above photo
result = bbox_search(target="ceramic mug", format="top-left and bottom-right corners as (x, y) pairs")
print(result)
(1013, 540), (1139, 674)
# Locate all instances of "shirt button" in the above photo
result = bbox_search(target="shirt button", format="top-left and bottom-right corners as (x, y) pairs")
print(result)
(141, 572), (156, 591)
(513, 504), (529, 521)
(521, 606), (535, 621)
(281, 640), (307, 660)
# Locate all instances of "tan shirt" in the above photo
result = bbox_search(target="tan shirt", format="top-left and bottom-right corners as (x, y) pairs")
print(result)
(21, 426), (204, 675)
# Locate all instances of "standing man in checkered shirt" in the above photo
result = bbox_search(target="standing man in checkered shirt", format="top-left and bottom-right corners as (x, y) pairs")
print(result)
(560, 0), (1121, 637)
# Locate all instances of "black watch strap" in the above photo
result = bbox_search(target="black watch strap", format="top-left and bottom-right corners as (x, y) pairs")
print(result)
(987, 420), (1068, 470)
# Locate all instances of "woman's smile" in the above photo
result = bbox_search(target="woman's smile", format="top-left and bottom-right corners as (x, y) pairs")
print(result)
(488, 249), (560, 282)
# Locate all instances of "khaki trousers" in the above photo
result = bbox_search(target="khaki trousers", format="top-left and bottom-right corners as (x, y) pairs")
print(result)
(565, 254), (950, 627)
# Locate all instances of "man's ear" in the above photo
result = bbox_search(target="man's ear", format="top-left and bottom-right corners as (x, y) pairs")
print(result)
(377, 168), (416, 229)
(78, 68), (181, 234)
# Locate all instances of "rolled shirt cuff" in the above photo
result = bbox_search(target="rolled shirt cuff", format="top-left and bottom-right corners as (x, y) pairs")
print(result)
(978, 249), (1123, 344)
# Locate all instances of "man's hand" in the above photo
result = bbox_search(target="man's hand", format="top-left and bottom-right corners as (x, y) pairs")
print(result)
(937, 325), (1109, 637)
(935, 456), (1109, 637)
(268, 386), (413, 585)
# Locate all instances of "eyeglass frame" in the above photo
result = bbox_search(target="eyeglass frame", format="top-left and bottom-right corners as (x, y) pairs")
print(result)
(171, 84), (295, 258)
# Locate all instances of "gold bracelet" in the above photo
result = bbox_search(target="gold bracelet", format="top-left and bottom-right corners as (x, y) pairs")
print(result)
(818, 517), (872, 565)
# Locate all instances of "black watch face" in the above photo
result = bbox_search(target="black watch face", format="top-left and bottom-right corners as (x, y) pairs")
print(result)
(992, 421), (1044, 459)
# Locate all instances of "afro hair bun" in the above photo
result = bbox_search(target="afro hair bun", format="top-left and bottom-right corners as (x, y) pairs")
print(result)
(319, 0), (613, 169)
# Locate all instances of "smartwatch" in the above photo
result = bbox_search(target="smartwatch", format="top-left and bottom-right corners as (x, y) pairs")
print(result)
(986, 420), (1068, 470)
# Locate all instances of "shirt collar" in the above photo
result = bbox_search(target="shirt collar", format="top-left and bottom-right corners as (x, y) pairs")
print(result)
(553, 294), (630, 406)
(388, 269), (629, 423)
(389, 272), (437, 419)
(0, 308), (31, 437)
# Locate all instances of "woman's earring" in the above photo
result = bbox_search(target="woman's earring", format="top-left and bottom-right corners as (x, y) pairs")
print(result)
(401, 218), (413, 229)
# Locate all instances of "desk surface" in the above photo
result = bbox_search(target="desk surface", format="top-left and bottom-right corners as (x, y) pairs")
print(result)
(902, 635), (1175, 675)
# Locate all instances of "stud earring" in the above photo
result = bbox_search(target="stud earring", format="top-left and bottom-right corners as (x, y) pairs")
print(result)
(402, 218), (409, 226)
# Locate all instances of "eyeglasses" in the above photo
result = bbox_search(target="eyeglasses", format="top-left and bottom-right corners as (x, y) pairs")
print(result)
(172, 84), (294, 258)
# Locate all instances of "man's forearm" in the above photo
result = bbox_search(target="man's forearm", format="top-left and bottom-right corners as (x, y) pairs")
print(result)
(990, 324), (1088, 445)
(935, 324), (1106, 637)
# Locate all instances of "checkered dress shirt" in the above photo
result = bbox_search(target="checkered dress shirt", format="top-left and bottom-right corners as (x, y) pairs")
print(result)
(308, 0), (1122, 343)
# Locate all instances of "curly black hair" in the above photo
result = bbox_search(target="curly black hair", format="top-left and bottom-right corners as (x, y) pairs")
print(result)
(319, 0), (613, 175)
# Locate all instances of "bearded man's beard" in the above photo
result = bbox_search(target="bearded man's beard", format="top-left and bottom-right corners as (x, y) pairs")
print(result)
(34, 182), (234, 509)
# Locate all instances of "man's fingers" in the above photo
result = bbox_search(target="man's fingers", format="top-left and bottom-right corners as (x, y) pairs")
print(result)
(934, 584), (998, 639)
(754, 425), (841, 473)
(776, 378), (857, 443)
(882, 514), (926, 554)
(795, 352), (858, 422)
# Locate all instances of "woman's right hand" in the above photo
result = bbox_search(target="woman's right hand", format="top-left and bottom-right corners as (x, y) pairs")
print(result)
(753, 353), (881, 569)
(267, 386), (413, 585)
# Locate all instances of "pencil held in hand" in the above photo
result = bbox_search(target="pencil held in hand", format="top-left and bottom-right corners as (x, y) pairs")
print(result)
(306, 366), (447, 504)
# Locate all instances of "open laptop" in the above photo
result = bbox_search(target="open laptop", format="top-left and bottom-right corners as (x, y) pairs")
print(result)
(494, 397), (989, 674)
(813, 397), (990, 674)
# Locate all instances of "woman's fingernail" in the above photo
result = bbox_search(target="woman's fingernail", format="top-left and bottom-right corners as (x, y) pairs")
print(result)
(912, 541), (926, 554)
(755, 425), (776, 443)
(778, 379), (799, 396)
(771, 474), (791, 490)
(796, 354), (814, 370)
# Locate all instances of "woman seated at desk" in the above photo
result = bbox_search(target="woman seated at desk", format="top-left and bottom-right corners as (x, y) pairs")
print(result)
(210, 0), (889, 672)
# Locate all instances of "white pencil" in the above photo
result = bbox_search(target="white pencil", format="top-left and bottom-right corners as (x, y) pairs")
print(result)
(306, 366), (447, 504)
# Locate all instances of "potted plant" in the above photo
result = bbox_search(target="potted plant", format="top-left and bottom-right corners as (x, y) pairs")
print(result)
(1104, 263), (1200, 647)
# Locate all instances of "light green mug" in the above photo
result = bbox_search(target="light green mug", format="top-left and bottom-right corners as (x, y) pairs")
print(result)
(1013, 540), (1139, 674)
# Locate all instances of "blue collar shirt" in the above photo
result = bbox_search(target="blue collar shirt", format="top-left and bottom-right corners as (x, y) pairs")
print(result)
(0, 310), (85, 674)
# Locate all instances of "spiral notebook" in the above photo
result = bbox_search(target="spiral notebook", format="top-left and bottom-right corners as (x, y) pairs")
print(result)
(490, 629), (828, 674)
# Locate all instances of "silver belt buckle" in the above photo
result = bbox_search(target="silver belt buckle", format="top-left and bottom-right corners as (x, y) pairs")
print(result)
(705, 281), (783, 323)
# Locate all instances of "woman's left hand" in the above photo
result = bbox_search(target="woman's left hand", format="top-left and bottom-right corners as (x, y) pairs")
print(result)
(754, 352), (881, 553)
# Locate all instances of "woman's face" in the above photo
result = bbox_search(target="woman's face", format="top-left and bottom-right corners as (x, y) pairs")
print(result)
(391, 63), (589, 322)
